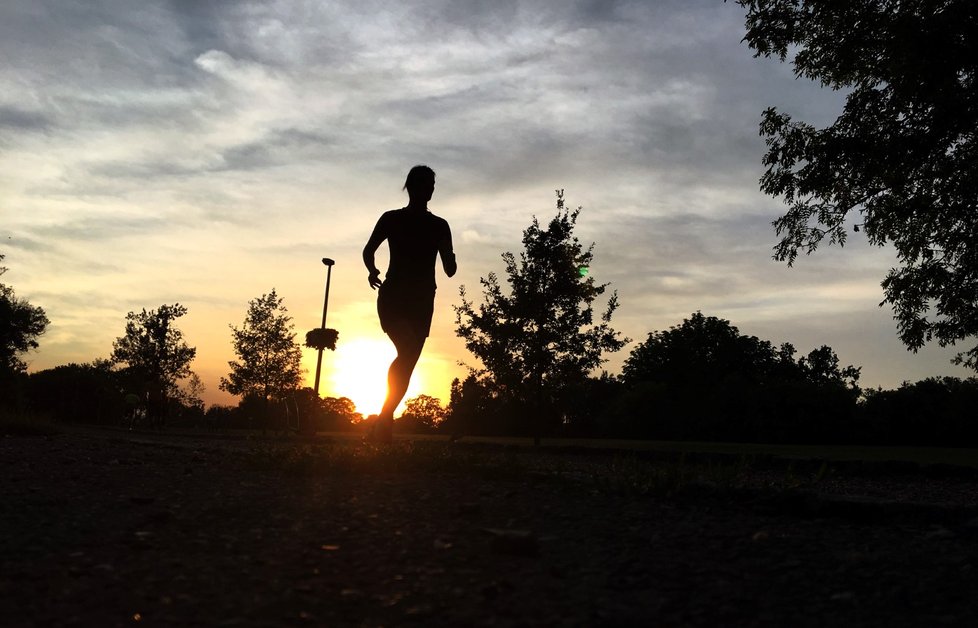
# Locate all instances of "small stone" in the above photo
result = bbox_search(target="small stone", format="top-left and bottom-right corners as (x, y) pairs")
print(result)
(925, 526), (956, 540)
(483, 528), (539, 557)
(457, 502), (481, 516)
(404, 604), (433, 617)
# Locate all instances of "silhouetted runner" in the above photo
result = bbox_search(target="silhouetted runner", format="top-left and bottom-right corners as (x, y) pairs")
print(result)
(362, 165), (457, 443)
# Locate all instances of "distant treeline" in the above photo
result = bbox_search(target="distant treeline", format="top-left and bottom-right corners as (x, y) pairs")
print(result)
(439, 373), (978, 447)
(7, 362), (364, 433)
(439, 313), (978, 447)
(7, 350), (978, 447)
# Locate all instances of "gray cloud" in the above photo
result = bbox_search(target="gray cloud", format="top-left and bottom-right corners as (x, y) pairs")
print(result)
(19, 215), (168, 242)
(0, 105), (52, 131)
(219, 128), (337, 171)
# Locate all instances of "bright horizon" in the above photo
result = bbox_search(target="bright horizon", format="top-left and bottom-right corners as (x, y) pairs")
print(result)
(3, 0), (974, 413)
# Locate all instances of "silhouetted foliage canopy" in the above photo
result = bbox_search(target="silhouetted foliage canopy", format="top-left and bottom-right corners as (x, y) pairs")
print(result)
(736, 0), (978, 368)
(397, 394), (444, 433)
(111, 303), (196, 396)
(283, 388), (360, 432)
(615, 312), (861, 442)
(454, 191), (628, 438)
(26, 361), (122, 423)
(220, 290), (303, 403)
(171, 372), (206, 413)
(320, 395), (361, 429)
(0, 254), (50, 376)
(622, 312), (860, 390)
(861, 376), (978, 446)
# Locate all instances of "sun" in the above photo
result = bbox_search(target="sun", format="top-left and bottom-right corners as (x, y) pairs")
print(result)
(321, 336), (425, 417)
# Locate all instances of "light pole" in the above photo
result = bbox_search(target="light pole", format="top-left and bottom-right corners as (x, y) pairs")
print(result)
(313, 257), (335, 396)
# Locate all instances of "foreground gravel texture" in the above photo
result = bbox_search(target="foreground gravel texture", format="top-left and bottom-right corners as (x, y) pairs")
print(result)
(2, 428), (978, 627)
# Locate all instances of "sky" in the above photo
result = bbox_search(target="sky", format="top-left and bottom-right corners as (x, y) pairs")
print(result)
(2, 0), (972, 413)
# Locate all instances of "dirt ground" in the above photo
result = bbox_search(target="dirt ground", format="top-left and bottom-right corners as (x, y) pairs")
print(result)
(2, 427), (978, 627)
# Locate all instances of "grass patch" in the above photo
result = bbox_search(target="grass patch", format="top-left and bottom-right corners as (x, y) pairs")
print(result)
(236, 438), (828, 500)
(0, 409), (61, 437)
(543, 438), (978, 468)
(239, 439), (533, 479)
(324, 433), (978, 469)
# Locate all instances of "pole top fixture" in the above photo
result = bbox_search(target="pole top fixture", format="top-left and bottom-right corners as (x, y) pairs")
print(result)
(322, 258), (335, 266)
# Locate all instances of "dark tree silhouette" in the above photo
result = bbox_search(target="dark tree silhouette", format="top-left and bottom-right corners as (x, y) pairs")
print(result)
(397, 394), (444, 433)
(798, 345), (861, 389)
(0, 254), (50, 376)
(220, 290), (303, 422)
(861, 376), (978, 446)
(622, 312), (789, 388)
(26, 361), (122, 423)
(320, 395), (361, 430)
(171, 372), (206, 415)
(442, 375), (500, 437)
(455, 191), (628, 442)
(111, 303), (196, 400)
(736, 0), (978, 368)
(619, 312), (860, 442)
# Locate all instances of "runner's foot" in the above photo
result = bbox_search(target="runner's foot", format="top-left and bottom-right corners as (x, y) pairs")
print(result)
(364, 415), (393, 444)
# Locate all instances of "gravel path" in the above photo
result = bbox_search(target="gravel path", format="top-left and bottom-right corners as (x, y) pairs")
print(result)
(3, 429), (978, 627)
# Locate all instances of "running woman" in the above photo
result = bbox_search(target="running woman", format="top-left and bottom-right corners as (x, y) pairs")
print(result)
(362, 165), (456, 442)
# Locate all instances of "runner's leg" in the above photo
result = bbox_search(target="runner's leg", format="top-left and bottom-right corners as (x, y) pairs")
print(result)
(375, 325), (426, 440)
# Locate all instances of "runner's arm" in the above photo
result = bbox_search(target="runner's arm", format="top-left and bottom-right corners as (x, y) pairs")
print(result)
(439, 222), (457, 278)
(363, 216), (388, 289)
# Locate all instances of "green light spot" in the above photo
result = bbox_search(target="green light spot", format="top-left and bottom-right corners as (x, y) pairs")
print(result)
(578, 266), (589, 277)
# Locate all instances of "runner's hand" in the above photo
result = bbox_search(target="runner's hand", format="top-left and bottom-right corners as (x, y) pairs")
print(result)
(368, 270), (383, 289)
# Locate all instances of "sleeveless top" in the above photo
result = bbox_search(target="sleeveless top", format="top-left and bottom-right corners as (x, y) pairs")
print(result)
(373, 207), (452, 291)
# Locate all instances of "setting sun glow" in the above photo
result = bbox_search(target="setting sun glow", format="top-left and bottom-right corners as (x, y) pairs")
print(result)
(317, 337), (425, 417)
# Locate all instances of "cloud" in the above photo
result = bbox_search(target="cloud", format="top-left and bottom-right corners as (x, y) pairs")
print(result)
(2, 0), (971, 399)
(17, 215), (169, 242)
(0, 105), (52, 132)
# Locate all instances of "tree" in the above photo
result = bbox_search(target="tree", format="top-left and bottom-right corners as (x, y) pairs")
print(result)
(397, 394), (444, 433)
(622, 311), (788, 388)
(455, 191), (628, 441)
(736, 0), (978, 368)
(861, 376), (978, 446)
(26, 361), (122, 424)
(0, 254), (50, 375)
(171, 372), (206, 414)
(798, 345), (861, 390)
(111, 303), (196, 397)
(321, 396), (361, 431)
(220, 290), (303, 409)
(618, 312), (861, 442)
(442, 375), (504, 437)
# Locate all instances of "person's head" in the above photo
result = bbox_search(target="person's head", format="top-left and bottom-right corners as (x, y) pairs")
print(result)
(403, 165), (435, 203)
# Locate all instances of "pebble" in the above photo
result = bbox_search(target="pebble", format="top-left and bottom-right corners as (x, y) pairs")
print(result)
(483, 528), (539, 557)
(925, 526), (956, 540)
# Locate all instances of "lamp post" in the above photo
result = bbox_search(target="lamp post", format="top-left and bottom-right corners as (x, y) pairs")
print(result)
(313, 257), (335, 396)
